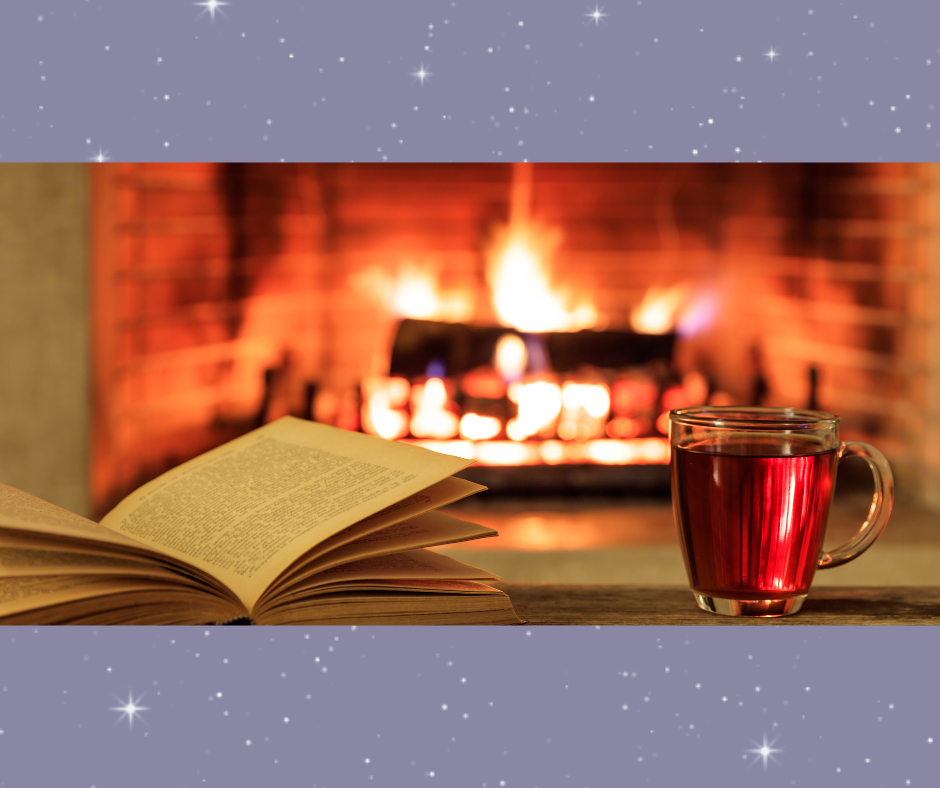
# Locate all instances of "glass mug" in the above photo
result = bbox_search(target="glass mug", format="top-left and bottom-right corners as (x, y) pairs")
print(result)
(668, 407), (894, 617)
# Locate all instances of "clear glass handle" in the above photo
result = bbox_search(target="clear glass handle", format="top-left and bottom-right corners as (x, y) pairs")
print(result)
(818, 441), (894, 570)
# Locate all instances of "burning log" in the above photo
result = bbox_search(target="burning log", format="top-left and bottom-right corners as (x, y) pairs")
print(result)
(388, 318), (677, 378)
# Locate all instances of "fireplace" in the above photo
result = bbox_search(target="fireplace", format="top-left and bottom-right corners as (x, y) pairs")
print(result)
(89, 162), (940, 517)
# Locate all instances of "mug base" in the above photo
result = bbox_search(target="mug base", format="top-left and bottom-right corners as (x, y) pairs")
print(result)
(693, 593), (807, 617)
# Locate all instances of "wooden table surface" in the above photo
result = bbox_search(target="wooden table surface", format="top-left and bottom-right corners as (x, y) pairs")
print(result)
(493, 583), (940, 625)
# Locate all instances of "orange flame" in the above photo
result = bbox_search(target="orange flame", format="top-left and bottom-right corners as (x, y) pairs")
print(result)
(506, 381), (562, 441)
(400, 438), (671, 467)
(486, 228), (597, 332)
(630, 283), (692, 334)
(459, 413), (503, 441)
(361, 378), (410, 440)
(357, 263), (473, 323)
(410, 378), (460, 439)
(494, 333), (528, 380)
(393, 267), (472, 322)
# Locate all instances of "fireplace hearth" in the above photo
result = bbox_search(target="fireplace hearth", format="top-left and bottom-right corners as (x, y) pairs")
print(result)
(88, 162), (940, 516)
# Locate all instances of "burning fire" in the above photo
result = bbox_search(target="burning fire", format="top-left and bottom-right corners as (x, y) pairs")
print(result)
(494, 333), (528, 381)
(487, 229), (597, 333)
(404, 438), (670, 466)
(459, 413), (502, 441)
(359, 373), (673, 467)
(506, 380), (562, 441)
(409, 378), (459, 439)
(357, 263), (473, 323)
(630, 283), (692, 334)
(361, 377), (411, 441)
(393, 267), (473, 323)
(558, 382), (611, 441)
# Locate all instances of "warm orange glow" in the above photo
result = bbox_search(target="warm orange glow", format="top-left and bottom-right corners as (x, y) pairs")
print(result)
(410, 378), (460, 439)
(611, 378), (658, 415)
(403, 439), (475, 460)
(682, 371), (709, 405)
(461, 368), (506, 400)
(360, 378), (411, 440)
(487, 230), (598, 333)
(459, 413), (503, 440)
(400, 437), (670, 466)
(410, 408), (459, 439)
(561, 382), (611, 419)
(539, 440), (565, 464)
(660, 386), (687, 412)
(474, 441), (539, 466)
(630, 283), (692, 334)
(358, 263), (473, 323)
(506, 381), (562, 440)
(557, 421), (591, 441)
(494, 333), (528, 380)
(606, 417), (643, 439)
(655, 411), (671, 435)
(662, 373), (708, 412)
(708, 391), (736, 407)
(557, 382), (611, 441)
(366, 395), (410, 440)
(423, 377), (448, 408)
(362, 376), (411, 407)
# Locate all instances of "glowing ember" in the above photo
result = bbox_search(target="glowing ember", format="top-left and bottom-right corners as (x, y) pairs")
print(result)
(459, 413), (503, 440)
(410, 378), (459, 439)
(494, 333), (528, 380)
(561, 382), (611, 419)
(606, 417), (644, 439)
(611, 377), (659, 415)
(630, 283), (692, 334)
(361, 377), (411, 440)
(365, 393), (410, 440)
(474, 441), (539, 466)
(539, 440), (566, 464)
(506, 381), (562, 441)
(401, 438), (670, 466)
(461, 368), (507, 400)
(557, 382), (611, 441)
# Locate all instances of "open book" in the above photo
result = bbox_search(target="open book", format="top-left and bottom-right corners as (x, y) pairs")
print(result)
(0, 417), (520, 625)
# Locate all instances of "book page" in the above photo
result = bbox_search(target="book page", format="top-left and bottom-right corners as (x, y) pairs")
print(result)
(0, 581), (239, 625)
(0, 575), (194, 618)
(100, 417), (475, 611)
(256, 588), (520, 626)
(0, 483), (144, 548)
(273, 549), (499, 601)
(266, 511), (496, 599)
(270, 476), (486, 586)
(0, 546), (192, 579)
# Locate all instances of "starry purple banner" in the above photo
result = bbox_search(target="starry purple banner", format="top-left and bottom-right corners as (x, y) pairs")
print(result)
(2, 1), (940, 786)
(0, 0), (936, 162)
(0, 626), (936, 787)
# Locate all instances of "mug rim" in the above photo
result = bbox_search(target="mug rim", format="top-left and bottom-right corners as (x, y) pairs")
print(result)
(668, 406), (840, 430)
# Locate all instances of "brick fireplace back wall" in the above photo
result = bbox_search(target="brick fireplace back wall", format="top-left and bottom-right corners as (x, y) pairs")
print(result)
(90, 163), (940, 516)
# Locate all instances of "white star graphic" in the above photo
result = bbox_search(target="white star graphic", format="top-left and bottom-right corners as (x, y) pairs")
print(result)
(411, 65), (432, 85)
(110, 692), (149, 729)
(89, 149), (110, 163)
(746, 734), (782, 769)
(195, 0), (229, 21)
(764, 47), (780, 63)
(586, 6), (607, 24)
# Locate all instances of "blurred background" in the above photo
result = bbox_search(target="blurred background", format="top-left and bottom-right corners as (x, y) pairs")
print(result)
(2, 162), (938, 585)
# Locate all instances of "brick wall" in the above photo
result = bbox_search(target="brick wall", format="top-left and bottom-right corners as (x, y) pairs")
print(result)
(90, 162), (940, 514)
